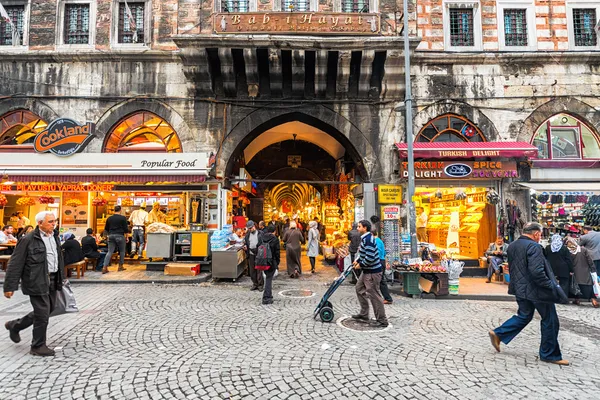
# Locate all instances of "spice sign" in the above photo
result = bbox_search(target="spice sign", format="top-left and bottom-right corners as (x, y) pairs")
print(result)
(382, 205), (400, 220)
(378, 184), (403, 204)
(400, 161), (518, 179)
(214, 12), (380, 35)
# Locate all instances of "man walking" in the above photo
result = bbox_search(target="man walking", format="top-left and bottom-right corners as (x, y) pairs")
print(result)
(352, 220), (388, 328)
(489, 222), (569, 365)
(103, 205), (129, 274)
(129, 203), (148, 258)
(3, 211), (64, 357)
(244, 220), (264, 291)
(579, 226), (600, 273)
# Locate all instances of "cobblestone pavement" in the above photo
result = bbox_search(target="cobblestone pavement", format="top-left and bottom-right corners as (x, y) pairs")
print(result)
(1, 274), (599, 399)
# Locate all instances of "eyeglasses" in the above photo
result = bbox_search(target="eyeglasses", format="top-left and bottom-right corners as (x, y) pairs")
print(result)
(46, 220), (56, 223)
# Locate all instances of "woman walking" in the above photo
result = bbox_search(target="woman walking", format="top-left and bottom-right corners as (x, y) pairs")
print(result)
(544, 234), (573, 296)
(307, 221), (320, 274)
(566, 238), (599, 307)
(283, 221), (305, 278)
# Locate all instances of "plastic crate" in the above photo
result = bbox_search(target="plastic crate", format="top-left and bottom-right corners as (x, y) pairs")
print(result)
(402, 273), (421, 295)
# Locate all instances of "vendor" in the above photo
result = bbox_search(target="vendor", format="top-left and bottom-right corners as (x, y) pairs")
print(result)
(416, 207), (428, 242)
(147, 202), (167, 224)
(485, 236), (509, 283)
(230, 227), (244, 245)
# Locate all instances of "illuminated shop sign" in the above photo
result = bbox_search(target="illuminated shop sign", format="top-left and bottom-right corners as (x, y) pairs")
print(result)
(400, 161), (518, 179)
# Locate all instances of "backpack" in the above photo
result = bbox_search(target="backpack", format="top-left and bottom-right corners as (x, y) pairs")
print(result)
(255, 241), (272, 271)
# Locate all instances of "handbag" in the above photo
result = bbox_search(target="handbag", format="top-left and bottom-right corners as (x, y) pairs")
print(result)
(51, 280), (79, 317)
(569, 276), (582, 297)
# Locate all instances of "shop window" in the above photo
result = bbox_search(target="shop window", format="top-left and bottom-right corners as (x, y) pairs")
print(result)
(0, 5), (25, 46)
(532, 113), (600, 160)
(103, 111), (183, 153)
(416, 114), (486, 143)
(0, 110), (47, 150)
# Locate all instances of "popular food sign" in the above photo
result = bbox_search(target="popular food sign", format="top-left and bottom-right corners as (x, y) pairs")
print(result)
(34, 118), (95, 157)
(400, 161), (518, 179)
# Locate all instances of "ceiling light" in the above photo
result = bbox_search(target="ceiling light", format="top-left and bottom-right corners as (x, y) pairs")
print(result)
(2, 181), (14, 185)
(82, 182), (92, 186)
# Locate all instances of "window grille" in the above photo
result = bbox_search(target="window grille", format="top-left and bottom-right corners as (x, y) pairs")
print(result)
(573, 8), (597, 47)
(504, 9), (527, 46)
(221, 0), (249, 12)
(282, 0), (309, 12)
(342, 0), (368, 13)
(0, 5), (24, 46)
(118, 2), (144, 44)
(449, 8), (474, 46)
(64, 4), (90, 44)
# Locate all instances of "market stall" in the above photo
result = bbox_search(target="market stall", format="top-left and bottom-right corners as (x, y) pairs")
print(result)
(210, 225), (247, 280)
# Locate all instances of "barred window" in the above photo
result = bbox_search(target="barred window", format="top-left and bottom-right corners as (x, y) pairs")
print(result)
(449, 8), (474, 47)
(118, 2), (144, 44)
(0, 5), (24, 46)
(282, 0), (309, 12)
(504, 9), (527, 46)
(64, 4), (90, 44)
(221, 0), (249, 12)
(573, 8), (597, 47)
(342, 0), (368, 13)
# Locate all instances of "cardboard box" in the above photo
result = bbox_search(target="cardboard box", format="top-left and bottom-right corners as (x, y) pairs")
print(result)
(419, 276), (437, 293)
(164, 263), (199, 276)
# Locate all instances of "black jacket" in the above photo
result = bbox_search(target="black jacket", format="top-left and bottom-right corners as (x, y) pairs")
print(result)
(259, 232), (280, 269)
(508, 235), (558, 303)
(81, 235), (100, 257)
(3, 227), (64, 296)
(62, 239), (84, 266)
(348, 229), (361, 253)
(244, 229), (264, 255)
(544, 245), (574, 278)
(105, 214), (129, 235)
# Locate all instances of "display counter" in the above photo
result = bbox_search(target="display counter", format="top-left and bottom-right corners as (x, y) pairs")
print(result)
(173, 231), (211, 261)
(212, 245), (246, 280)
(146, 233), (174, 259)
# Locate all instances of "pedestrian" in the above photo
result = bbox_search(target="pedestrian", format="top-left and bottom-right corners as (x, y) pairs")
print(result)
(129, 203), (148, 258)
(315, 217), (326, 242)
(373, 230), (393, 304)
(307, 220), (320, 274)
(348, 222), (361, 284)
(81, 228), (106, 272)
(3, 211), (64, 357)
(579, 226), (600, 274)
(489, 222), (569, 366)
(102, 205), (129, 274)
(283, 221), (305, 278)
(566, 238), (599, 308)
(544, 234), (573, 296)
(244, 221), (264, 291)
(352, 220), (388, 328)
(260, 224), (280, 305)
(258, 220), (266, 232)
(61, 232), (84, 267)
(485, 236), (509, 283)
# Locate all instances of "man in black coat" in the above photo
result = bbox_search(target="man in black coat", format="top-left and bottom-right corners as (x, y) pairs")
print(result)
(489, 222), (569, 366)
(3, 211), (64, 357)
(244, 220), (264, 291)
(260, 225), (280, 305)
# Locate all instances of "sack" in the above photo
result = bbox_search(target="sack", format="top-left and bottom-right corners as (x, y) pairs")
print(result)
(255, 242), (272, 271)
(591, 272), (600, 298)
(51, 280), (78, 317)
(569, 276), (582, 297)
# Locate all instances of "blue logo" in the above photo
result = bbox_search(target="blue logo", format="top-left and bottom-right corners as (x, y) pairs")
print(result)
(444, 163), (472, 178)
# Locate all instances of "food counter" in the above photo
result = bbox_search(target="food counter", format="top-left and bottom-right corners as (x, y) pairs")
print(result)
(212, 244), (247, 280)
(146, 232), (174, 259)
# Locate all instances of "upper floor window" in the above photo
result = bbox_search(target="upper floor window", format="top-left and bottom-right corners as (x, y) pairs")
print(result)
(282, 0), (309, 12)
(449, 8), (474, 46)
(417, 114), (486, 143)
(497, 2), (536, 51)
(0, 5), (24, 46)
(342, 0), (368, 12)
(567, 2), (600, 50)
(64, 4), (90, 44)
(221, 0), (249, 12)
(503, 9), (527, 46)
(118, 1), (144, 44)
(104, 111), (182, 153)
(532, 113), (600, 160)
(443, 1), (482, 51)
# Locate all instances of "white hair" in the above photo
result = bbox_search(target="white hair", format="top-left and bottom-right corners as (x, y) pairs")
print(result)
(35, 211), (55, 224)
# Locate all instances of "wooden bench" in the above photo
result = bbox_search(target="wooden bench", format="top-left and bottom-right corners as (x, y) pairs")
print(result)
(0, 255), (10, 271)
(84, 257), (98, 271)
(65, 260), (86, 279)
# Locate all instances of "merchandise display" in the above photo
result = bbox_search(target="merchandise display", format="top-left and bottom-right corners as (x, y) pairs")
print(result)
(532, 192), (600, 234)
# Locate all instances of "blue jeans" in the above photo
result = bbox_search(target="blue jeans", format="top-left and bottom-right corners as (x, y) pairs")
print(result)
(131, 228), (145, 256)
(104, 234), (126, 268)
(487, 256), (503, 279)
(494, 298), (562, 361)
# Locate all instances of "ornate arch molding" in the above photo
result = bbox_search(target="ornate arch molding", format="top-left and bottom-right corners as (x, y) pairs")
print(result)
(89, 99), (195, 153)
(516, 97), (600, 143)
(0, 98), (59, 122)
(219, 105), (381, 182)
(413, 100), (500, 142)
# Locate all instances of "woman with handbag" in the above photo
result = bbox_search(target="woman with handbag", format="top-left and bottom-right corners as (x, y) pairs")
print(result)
(306, 221), (320, 274)
(566, 238), (599, 307)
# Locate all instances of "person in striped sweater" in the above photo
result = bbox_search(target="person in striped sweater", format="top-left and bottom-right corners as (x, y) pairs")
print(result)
(352, 220), (389, 328)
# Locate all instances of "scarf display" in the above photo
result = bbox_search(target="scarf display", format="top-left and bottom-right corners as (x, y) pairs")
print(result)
(550, 234), (563, 253)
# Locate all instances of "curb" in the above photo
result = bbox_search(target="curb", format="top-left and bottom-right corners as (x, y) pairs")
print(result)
(0, 274), (212, 286)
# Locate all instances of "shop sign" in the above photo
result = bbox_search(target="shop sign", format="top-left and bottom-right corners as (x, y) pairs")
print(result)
(33, 118), (95, 157)
(213, 12), (380, 35)
(382, 205), (400, 220)
(378, 185), (403, 204)
(400, 161), (518, 179)
(10, 183), (115, 192)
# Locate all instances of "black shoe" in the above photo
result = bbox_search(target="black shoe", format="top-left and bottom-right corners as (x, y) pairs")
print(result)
(311, 269), (315, 274)
(369, 321), (389, 328)
(351, 314), (369, 322)
(30, 345), (55, 357)
(259, 286), (264, 292)
(250, 286), (259, 291)
(5, 321), (20, 343)
(262, 299), (273, 305)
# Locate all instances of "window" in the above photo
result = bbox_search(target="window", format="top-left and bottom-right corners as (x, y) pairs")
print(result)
(572, 8), (597, 47)
(282, 0), (309, 12)
(497, 2), (536, 51)
(342, 0), (368, 12)
(221, 0), (249, 12)
(443, 2), (482, 51)
(503, 9), (527, 46)
(118, 2), (144, 44)
(64, 4), (89, 44)
(104, 111), (182, 153)
(0, 110), (47, 151)
(532, 114), (600, 160)
(417, 114), (486, 143)
(0, 5), (24, 46)
(449, 8), (474, 46)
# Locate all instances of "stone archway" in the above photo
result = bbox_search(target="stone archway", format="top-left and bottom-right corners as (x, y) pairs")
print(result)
(218, 105), (381, 182)
(412, 100), (500, 142)
(516, 97), (600, 143)
(0, 98), (59, 123)
(89, 99), (195, 153)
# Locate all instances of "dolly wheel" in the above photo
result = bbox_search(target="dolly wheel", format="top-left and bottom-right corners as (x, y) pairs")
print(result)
(320, 306), (335, 323)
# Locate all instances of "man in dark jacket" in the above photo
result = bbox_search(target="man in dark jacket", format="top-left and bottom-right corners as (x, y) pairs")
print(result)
(261, 225), (280, 305)
(489, 222), (569, 366)
(102, 205), (129, 274)
(81, 228), (106, 271)
(3, 211), (64, 357)
(244, 220), (264, 291)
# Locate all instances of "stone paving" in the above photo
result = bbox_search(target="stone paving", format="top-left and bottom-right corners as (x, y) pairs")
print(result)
(1, 272), (599, 400)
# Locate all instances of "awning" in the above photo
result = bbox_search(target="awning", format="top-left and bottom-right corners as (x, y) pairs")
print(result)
(395, 142), (538, 159)
(516, 182), (600, 194)
(4, 175), (206, 184)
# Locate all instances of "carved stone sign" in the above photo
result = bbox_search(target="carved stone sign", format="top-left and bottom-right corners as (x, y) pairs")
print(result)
(213, 12), (380, 35)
